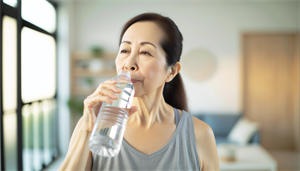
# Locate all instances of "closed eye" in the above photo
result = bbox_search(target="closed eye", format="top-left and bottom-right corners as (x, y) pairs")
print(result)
(140, 51), (152, 56)
(120, 50), (152, 56)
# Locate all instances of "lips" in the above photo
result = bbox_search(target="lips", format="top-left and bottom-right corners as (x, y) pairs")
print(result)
(131, 79), (139, 84)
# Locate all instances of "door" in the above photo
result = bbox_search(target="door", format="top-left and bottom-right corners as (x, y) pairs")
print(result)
(243, 33), (299, 150)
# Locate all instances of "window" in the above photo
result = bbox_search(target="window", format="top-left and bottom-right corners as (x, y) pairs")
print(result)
(2, 16), (17, 112)
(2, 14), (17, 171)
(3, 0), (17, 8)
(22, 0), (56, 33)
(21, 27), (56, 103)
(0, 1), (58, 170)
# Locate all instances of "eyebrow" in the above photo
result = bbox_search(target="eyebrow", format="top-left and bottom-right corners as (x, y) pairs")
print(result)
(121, 41), (157, 49)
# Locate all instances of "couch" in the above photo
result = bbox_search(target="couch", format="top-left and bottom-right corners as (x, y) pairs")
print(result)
(193, 114), (260, 145)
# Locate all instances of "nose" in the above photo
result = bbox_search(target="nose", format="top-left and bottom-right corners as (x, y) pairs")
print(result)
(124, 57), (138, 72)
(124, 65), (136, 71)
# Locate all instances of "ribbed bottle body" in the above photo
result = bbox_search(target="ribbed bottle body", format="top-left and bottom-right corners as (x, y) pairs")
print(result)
(89, 75), (134, 157)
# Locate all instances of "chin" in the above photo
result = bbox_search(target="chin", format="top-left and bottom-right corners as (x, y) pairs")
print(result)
(133, 92), (141, 97)
(132, 86), (142, 97)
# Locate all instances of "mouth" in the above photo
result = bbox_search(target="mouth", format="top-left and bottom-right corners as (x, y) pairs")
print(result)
(131, 79), (140, 84)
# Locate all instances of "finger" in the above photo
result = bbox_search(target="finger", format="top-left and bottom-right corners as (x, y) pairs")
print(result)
(93, 83), (121, 97)
(102, 83), (122, 94)
(98, 88), (119, 100)
(92, 80), (118, 95)
(97, 80), (117, 91)
(128, 106), (138, 117)
(105, 79), (117, 84)
(87, 94), (114, 105)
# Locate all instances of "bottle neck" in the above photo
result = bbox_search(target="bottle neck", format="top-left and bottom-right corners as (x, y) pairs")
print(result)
(118, 73), (131, 82)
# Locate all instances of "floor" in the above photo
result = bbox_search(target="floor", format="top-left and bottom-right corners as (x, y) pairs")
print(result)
(268, 150), (300, 171)
(42, 156), (64, 171)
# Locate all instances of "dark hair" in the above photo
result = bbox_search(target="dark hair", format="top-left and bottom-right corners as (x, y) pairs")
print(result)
(119, 13), (188, 112)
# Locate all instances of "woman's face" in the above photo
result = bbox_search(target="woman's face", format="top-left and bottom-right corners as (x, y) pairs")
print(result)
(116, 21), (170, 97)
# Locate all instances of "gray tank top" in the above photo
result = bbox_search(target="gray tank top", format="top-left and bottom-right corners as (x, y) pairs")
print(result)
(92, 108), (201, 171)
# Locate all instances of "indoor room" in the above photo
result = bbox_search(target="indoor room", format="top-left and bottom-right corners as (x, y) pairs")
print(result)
(0, 0), (299, 171)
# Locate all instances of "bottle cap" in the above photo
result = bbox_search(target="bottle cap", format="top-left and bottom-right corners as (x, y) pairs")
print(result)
(118, 69), (130, 75)
(118, 69), (131, 80)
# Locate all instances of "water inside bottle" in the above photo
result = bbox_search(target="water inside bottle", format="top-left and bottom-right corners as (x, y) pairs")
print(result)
(89, 106), (128, 157)
(89, 82), (134, 157)
(106, 83), (134, 108)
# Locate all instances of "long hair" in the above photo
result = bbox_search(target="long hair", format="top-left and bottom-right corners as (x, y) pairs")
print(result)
(119, 13), (188, 112)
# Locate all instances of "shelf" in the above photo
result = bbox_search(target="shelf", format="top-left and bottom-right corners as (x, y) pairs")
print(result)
(72, 68), (116, 77)
(72, 51), (117, 60)
(72, 86), (97, 96)
(71, 51), (118, 97)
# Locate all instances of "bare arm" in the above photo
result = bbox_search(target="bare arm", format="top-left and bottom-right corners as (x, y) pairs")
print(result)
(58, 80), (120, 171)
(58, 114), (93, 171)
(193, 117), (220, 171)
(58, 80), (137, 171)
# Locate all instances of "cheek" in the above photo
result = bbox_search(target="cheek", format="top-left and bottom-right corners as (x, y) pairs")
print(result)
(142, 59), (167, 84)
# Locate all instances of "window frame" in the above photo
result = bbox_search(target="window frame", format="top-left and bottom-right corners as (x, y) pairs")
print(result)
(0, 0), (58, 170)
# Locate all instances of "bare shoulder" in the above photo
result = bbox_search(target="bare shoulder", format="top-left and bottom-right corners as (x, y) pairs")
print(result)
(192, 116), (220, 170)
(192, 116), (214, 139)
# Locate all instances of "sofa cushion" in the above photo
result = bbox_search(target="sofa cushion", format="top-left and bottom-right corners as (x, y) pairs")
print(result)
(227, 117), (259, 145)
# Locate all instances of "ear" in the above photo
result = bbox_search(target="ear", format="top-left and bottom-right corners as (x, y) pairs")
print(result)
(165, 62), (181, 83)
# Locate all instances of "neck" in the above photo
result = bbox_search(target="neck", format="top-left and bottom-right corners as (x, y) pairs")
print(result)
(128, 85), (173, 129)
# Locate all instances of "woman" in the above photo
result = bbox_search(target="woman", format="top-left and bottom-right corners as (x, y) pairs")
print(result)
(59, 13), (219, 171)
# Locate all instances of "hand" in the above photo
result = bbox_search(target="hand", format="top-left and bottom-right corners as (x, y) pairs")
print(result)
(82, 79), (138, 132)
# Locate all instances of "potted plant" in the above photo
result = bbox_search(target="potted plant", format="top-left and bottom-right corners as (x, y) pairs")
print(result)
(89, 45), (104, 72)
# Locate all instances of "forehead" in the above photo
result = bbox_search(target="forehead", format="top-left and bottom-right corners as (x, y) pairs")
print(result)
(122, 21), (165, 44)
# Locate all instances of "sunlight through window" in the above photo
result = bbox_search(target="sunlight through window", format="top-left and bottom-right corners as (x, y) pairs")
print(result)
(2, 16), (17, 112)
(22, 104), (33, 171)
(42, 100), (51, 165)
(22, 0), (56, 33)
(3, 0), (17, 7)
(21, 27), (56, 103)
(3, 112), (17, 170)
(32, 102), (43, 171)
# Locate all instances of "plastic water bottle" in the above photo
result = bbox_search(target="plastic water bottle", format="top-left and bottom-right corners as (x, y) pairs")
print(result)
(89, 70), (135, 157)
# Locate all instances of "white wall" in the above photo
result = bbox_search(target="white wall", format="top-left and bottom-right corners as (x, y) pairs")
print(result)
(57, 0), (72, 155)
(71, 1), (299, 114)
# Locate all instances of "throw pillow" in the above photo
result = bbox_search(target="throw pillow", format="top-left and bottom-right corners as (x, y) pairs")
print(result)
(227, 117), (258, 145)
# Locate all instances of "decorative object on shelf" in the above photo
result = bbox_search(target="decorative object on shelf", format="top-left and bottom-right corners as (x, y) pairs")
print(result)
(181, 48), (217, 82)
(71, 51), (117, 96)
(76, 60), (89, 70)
(89, 59), (104, 72)
(91, 45), (104, 58)
(67, 96), (84, 116)
(84, 77), (94, 87)
(89, 45), (105, 73)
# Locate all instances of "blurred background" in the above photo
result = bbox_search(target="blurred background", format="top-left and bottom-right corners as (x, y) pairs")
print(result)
(0, 0), (299, 171)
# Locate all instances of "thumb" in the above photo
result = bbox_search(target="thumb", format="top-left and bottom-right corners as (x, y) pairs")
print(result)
(128, 106), (138, 117)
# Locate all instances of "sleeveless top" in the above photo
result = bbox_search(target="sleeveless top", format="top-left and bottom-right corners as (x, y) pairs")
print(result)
(92, 108), (201, 171)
